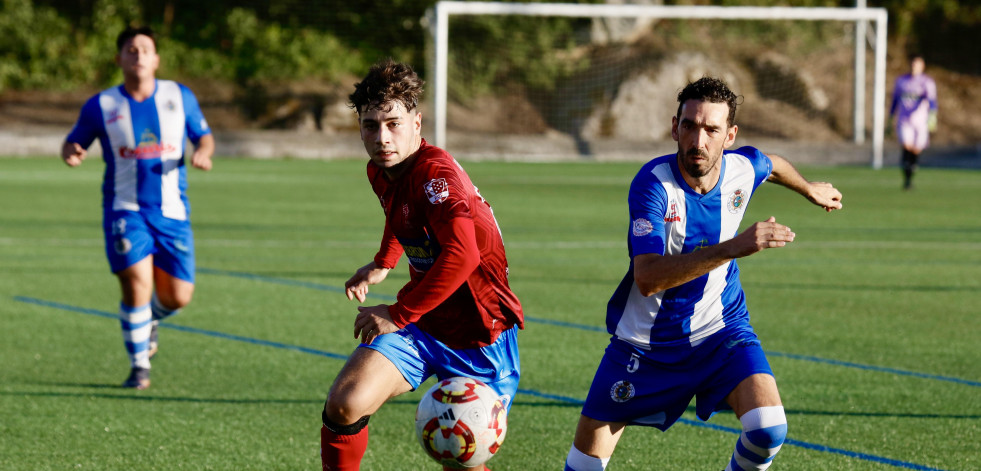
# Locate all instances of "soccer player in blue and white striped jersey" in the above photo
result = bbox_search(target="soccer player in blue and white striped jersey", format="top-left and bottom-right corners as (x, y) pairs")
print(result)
(565, 77), (842, 471)
(61, 26), (214, 390)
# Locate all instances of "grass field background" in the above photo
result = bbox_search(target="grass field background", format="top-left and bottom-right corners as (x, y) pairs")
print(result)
(1, 155), (978, 470)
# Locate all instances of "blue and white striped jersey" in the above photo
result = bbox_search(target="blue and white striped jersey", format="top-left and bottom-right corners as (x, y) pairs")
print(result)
(67, 80), (211, 221)
(607, 146), (773, 363)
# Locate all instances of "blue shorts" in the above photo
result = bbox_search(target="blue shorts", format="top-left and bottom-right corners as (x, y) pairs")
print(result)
(363, 324), (520, 412)
(580, 334), (773, 431)
(103, 210), (195, 282)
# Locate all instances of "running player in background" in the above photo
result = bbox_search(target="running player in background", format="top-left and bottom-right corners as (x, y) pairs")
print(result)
(61, 26), (215, 390)
(889, 54), (938, 190)
(319, 59), (523, 471)
(564, 77), (842, 471)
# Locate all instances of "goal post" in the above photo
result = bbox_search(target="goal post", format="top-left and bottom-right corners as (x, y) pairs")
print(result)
(426, 1), (888, 168)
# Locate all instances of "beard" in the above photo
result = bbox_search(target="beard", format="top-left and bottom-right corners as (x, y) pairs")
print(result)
(678, 147), (718, 178)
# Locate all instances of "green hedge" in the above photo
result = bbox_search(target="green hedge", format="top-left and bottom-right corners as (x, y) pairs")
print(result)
(3, 0), (978, 95)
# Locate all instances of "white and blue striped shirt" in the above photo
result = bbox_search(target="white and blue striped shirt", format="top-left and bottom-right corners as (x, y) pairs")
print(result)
(67, 80), (211, 221)
(607, 146), (773, 362)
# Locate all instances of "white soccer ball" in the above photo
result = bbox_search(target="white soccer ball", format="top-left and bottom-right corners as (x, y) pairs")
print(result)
(415, 376), (508, 469)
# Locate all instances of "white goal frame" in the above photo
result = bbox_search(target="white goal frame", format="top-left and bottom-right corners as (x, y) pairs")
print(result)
(426, 1), (889, 168)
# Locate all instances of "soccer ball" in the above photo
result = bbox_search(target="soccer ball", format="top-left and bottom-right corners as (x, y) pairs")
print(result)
(415, 376), (508, 469)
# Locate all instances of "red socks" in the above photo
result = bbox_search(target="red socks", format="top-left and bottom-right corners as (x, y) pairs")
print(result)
(320, 423), (368, 471)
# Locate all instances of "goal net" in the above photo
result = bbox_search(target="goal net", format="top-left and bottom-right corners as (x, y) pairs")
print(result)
(425, 2), (887, 167)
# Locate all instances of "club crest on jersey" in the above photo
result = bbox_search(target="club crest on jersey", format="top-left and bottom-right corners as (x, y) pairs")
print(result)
(424, 178), (449, 204)
(632, 218), (653, 237)
(610, 380), (635, 403)
(727, 189), (747, 214)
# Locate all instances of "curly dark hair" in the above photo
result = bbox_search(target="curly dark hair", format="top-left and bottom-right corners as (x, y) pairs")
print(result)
(676, 77), (741, 127)
(116, 26), (156, 53)
(349, 59), (424, 115)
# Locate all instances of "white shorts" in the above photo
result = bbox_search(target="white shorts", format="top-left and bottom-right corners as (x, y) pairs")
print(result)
(896, 119), (929, 152)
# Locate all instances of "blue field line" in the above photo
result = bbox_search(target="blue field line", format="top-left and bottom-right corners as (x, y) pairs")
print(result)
(677, 419), (947, 471)
(198, 268), (980, 389)
(12, 295), (950, 471)
(764, 351), (981, 388)
(13, 296), (347, 360)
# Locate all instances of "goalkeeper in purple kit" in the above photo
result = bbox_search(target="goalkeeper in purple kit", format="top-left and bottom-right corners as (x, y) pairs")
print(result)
(889, 54), (938, 190)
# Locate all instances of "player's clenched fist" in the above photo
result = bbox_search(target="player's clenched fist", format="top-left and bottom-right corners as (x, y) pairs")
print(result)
(733, 216), (796, 257)
(61, 141), (87, 167)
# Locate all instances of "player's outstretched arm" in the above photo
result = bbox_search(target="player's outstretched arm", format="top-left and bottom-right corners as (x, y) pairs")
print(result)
(634, 217), (795, 296)
(344, 261), (391, 303)
(766, 153), (843, 212)
(190, 134), (215, 171)
(61, 141), (86, 167)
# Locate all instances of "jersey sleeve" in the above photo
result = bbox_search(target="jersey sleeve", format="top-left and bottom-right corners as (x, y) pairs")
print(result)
(626, 163), (668, 257)
(373, 222), (403, 269)
(731, 146), (773, 190)
(65, 95), (103, 149)
(179, 84), (211, 144)
(389, 217), (479, 326)
(926, 77), (938, 111)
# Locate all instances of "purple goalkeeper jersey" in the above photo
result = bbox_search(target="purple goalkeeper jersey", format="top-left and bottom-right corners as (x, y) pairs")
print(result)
(890, 73), (937, 125)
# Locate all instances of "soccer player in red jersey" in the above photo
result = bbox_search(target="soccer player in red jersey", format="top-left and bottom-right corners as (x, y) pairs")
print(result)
(319, 60), (524, 471)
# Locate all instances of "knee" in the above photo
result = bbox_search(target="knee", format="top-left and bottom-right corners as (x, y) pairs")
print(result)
(744, 422), (787, 451)
(323, 396), (369, 430)
(324, 392), (370, 426)
(157, 287), (193, 310)
(119, 276), (154, 306)
(740, 406), (787, 454)
(170, 291), (193, 309)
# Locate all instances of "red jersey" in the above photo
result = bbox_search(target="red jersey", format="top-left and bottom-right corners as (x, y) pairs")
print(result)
(368, 139), (523, 349)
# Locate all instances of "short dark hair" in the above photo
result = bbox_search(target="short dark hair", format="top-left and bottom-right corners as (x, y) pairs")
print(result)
(349, 59), (424, 115)
(116, 26), (156, 53)
(676, 77), (740, 127)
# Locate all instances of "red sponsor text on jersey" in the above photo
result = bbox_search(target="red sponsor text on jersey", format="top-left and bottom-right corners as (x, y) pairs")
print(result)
(118, 142), (177, 159)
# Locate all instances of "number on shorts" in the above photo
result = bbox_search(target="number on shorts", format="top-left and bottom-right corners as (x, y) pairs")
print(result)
(627, 353), (640, 373)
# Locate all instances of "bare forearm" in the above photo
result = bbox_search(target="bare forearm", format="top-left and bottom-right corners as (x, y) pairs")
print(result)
(766, 153), (809, 196)
(190, 134), (215, 170)
(196, 134), (215, 158)
(766, 153), (843, 211)
(635, 217), (798, 296)
(634, 243), (736, 296)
